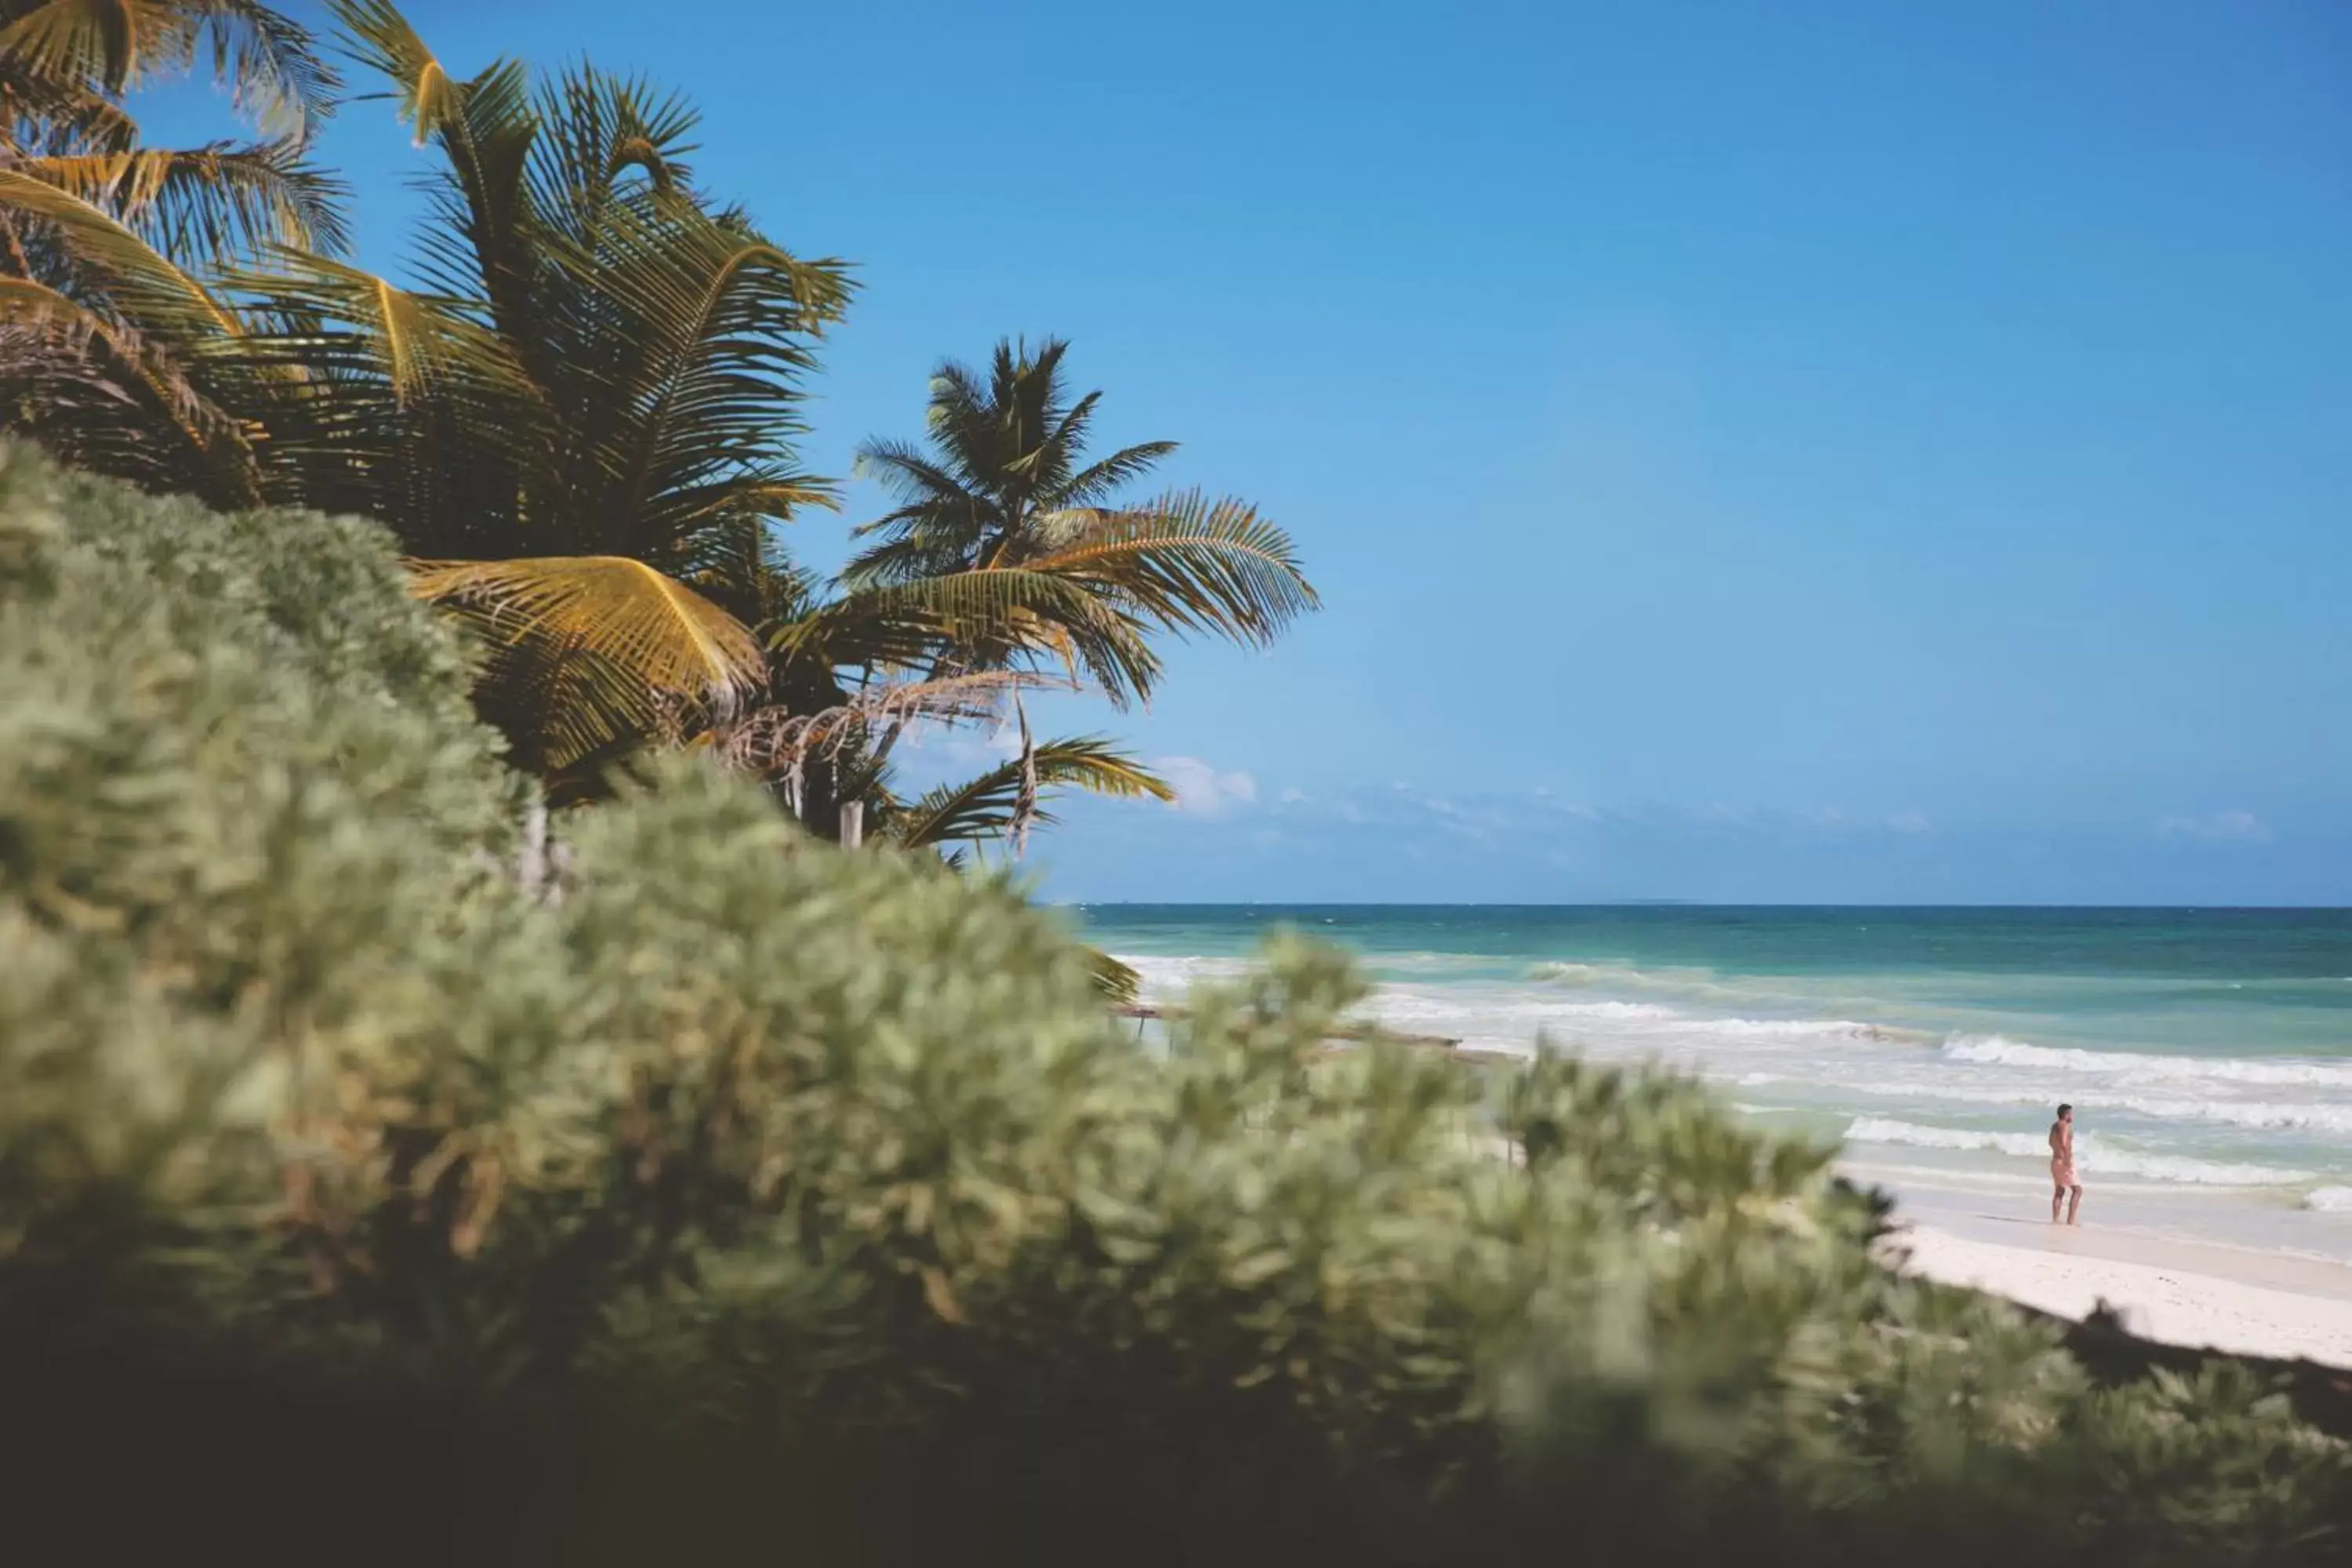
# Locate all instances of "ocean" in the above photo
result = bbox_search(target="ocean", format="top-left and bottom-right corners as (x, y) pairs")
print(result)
(1076, 906), (2352, 1265)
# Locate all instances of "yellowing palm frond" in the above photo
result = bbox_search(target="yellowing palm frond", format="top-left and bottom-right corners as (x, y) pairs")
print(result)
(0, 0), (339, 141)
(225, 248), (535, 408)
(220, 249), (554, 542)
(1085, 945), (1142, 1006)
(409, 555), (765, 773)
(411, 554), (765, 702)
(715, 670), (1042, 780)
(13, 139), (351, 260)
(0, 167), (242, 339)
(325, 0), (463, 146)
(0, 273), (252, 484)
(0, 53), (141, 150)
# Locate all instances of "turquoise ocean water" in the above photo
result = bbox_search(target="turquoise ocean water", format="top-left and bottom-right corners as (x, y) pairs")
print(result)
(1075, 906), (2352, 1264)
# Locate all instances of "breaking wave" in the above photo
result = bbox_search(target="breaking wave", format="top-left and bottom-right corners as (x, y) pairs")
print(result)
(1841, 1117), (2315, 1188)
(1942, 1034), (2352, 1090)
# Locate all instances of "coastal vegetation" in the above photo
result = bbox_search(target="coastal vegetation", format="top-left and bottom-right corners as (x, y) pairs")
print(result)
(5, 448), (2349, 1563)
(2, 4), (2349, 1563)
(0, 0), (1312, 848)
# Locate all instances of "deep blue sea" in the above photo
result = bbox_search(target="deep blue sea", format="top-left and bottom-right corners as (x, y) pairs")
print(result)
(1073, 906), (2352, 1261)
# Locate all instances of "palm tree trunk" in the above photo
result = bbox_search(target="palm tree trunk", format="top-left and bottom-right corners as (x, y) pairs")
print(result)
(799, 753), (840, 841)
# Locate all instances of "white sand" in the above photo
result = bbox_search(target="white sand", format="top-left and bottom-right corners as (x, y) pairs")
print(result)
(1889, 1222), (2352, 1370)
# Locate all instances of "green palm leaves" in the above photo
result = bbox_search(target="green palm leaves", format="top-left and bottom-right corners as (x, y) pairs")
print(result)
(0, 0), (337, 141)
(1, 5), (1318, 860)
(731, 339), (1316, 855)
(0, 1), (342, 503)
(246, 2), (848, 772)
(880, 735), (1174, 852)
(848, 337), (1317, 707)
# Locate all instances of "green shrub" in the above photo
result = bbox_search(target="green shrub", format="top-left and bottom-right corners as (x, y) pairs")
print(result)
(0, 445), (2344, 1565)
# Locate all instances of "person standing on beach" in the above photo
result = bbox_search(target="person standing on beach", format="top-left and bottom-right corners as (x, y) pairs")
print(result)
(2049, 1103), (2082, 1225)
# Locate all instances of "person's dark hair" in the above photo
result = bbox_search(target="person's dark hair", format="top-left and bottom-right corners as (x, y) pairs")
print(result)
(2056, 1103), (2073, 1117)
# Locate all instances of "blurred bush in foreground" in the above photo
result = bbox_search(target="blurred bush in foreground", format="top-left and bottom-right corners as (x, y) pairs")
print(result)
(1, 445), (2345, 1564)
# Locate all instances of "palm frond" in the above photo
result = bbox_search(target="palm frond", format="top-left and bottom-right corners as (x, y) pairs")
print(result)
(220, 247), (554, 542)
(0, 272), (255, 497)
(0, 167), (244, 339)
(836, 529), (981, 592)
(0, 53), (140, 151)
(525, 60), (701, 244)
(1020, 488), (1319, 648)
(225, 247), (530, 410)
(1051, 437), (1178, 508)
(408, 555), (765, 773)
(1085, 945), (1142, 1005)
(714, 670), (1042, 780)
(13, 138), (352, 260)
(851, 436), (978, 513)
(884, 735), (1172, 851)
(328, 0), (537, 325)
(808, 565), (1163, 705)
(326, 0), (470, 144)
(561, 195), (850, 561)
(0, 0), (339, 141)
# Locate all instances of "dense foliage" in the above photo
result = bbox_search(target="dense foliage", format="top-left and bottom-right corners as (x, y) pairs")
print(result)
(3, 450), (2347, 1564)
(0, 2), (1316, 854)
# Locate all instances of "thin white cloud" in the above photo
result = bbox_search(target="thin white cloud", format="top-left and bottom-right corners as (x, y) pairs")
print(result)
(918, 723), (1024, 769)
(1885, 811), (1929, 834)
(2158, 809), (2270, 844)
(1156, 756), (1258, 818)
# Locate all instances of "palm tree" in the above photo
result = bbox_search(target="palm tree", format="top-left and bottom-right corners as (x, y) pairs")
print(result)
(2, 1), (847, 780)
(728, 336), (1316, 854)
(843, 336), (1318, 709)
(222, 0), (852, 778)
(2, 9), (1311, 882)
(0, 0), (345, 502)
(693, 528), (1173, 845)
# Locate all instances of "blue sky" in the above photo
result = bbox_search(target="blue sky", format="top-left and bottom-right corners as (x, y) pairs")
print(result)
(154, 2), (2352, 902)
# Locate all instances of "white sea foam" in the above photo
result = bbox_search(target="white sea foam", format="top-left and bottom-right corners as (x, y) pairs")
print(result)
(1116, 953), (1251, 995)
(2110, 1098), (2352, 1134)
(1524, 959), (1778, 1006)
(1942, 1034), (2352, 1090)
(1544, 1000), (1679, 1021)
(1841, 1117), (2316, 1188)
(1841, 1080), (2352, 1135)
(1529, 960), (1677, 989)
(1094, 927), (2352, 1265)
(1699, 1016), (1929, 1044)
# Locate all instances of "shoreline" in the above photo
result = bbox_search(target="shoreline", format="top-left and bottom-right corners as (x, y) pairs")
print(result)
(1872, 1179), (2352, 1370)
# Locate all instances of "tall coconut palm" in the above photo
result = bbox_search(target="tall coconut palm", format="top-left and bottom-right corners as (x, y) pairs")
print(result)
(774, 337), (1316, 851)
(1, 1), (846, 779)
(841, 336), (1317, 708)
(216, 0), (852, 777)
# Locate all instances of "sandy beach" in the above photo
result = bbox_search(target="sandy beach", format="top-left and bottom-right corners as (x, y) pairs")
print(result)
(1875, 1189), (2352, 1370)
